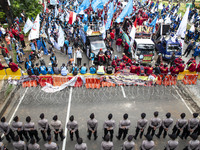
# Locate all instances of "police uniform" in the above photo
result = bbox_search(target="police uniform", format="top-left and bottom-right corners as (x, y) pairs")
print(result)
(67, 120), (79, 141)
(44, 142), (58, 150)
(122, 141), (135, 150)
(116, 119), (131, 140)
(146, 117), (161, 137)
(87, 118), (98, 140)
(156, 118), (173, 138)
(103, 119), (116, 141)
(184, 139), (200, 150)
(172, 118), (187, 136)
(140, 140), (154, 150)
(134, 118), (148, 139)
(75, 143), (87, 150)
(0, 121), (15, 142)
(164, 140), (179, 150)
(38, 118), (51, 141)
(28, 143), (40, 150)
(101, 141), (113, 150)
(50, 119), (65, 141)
(13, 140), (26, 150)
(24, 122), (40, 142)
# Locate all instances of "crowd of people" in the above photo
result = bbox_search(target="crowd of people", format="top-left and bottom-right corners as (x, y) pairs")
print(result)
(1, 112), (200, 149)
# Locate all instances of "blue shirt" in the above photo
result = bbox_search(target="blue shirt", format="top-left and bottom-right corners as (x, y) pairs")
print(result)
(90, 67), (96, 74)
(80, 66), (87, 74)
(47, 66), (54, 74)
(40, 66), (47, 75)
(64, 40), (69, 46)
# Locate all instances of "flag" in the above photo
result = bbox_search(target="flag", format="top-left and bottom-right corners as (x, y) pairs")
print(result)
(58, 26), (65, 47)
(129, 18), (137, 41)
(44, 2), (47, 12)
(82, 13), (88, 22)
(28, 14), (40, 41)
(149, 15), (158, 33)
(23, 18), (33, 34)
(91, 0), (104, 12)
(190, 24), (195, 32)
(116, 0), (133, 23)
(105, 2), (114, 30)
(76, 0), (90, 14)
(68, 11), (77, 24)
(50, 0), (57, 5)
(59, 14), (64, 22)
(55, 6), (58, 17)
(176, 6), (189, 38)
(158, 3), (163, 10)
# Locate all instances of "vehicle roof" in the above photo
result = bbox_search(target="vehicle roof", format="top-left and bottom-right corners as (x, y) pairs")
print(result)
(88, 36), (103, 41)
(135, 39), (155, 45)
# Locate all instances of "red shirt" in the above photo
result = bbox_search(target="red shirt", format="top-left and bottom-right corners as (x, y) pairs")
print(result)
(0, 63), (5, 70)
(161, 67), (168, 76)
(119, 62), (125, 70)
(178, 63), (185, 72)
(111, 60), (117, 67)
(116, 38), (122, 45)
(136, 66), (140, 75)
(146, 67), (153, 75)
(114, 66), (120, 73)
(127, 58), (132, 65)
(174, 58), (182, 65)
(19, 34), (24, 41)
(196, 63), (200, 72)
(188, 63), (197, 72)
(9, 62), (19, 72)
(130, 65), (137, 74)
(110, 32), (115, 39)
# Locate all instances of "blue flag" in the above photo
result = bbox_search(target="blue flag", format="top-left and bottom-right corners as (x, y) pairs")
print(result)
(105, 2), (114, 30)
(116, 0), (133, 23)
(77, 0), (90, 14)
(91, 0), (104, 12)
(149, 15), (158, 33)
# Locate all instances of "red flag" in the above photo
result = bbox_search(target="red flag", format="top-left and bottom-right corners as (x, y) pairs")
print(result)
(68, 11), (77, 25)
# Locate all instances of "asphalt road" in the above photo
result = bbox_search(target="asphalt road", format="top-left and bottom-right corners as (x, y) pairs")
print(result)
(2, 85), (194, 150)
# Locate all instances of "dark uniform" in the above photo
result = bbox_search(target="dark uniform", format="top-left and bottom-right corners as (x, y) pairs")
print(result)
(87, 113), (98, 140)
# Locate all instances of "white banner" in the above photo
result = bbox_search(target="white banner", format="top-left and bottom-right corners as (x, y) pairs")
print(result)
(28, 14), (40, 41)
(58, 26), (65, 47)
(23, 18), (33, 34)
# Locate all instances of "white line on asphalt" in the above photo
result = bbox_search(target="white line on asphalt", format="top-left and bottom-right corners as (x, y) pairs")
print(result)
(121, 86), (127, 98)
(62, 87), (73, 150)
(8, 88), (28, 124)
(173, 86), (193, 114)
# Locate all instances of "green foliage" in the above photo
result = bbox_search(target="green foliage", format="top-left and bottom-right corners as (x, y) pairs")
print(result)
(5, 84), (13, 97)
(10, 0), (43, 19)
(0, 12), (5, 19)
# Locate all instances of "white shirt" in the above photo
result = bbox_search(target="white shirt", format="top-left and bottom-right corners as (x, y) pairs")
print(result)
(76, 50), (82, 58)
(0, 27), (6, 35)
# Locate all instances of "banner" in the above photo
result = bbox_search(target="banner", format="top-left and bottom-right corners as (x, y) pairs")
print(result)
(50, 0), (57, 5)
(105, 2), (114, 30)
(76, 0), (90, 14)
(91, 0), (104, 12)
(58, 26), (65, 47)
(28, 14), (40, 41)
(23, 18), (33, 34)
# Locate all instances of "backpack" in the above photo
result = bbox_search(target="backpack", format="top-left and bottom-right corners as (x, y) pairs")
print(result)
(140, 66), (145, 76)
(73, 67), (78, 76)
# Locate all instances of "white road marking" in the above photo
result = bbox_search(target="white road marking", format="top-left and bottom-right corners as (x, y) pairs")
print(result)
(62, 87), (73, 150)
(121, 86), (127, 98)
(8, 88), (28, 124)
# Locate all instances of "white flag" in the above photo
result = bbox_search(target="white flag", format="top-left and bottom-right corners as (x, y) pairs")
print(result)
(176, 7), (189, 38)
(158, 3), (163, 10)
(23, 18), (33, 34)
(55, 6), (58, 17)
(58, 26), (65, 47)
(28, 14), (40, 41)
(190, 24), (195, 32)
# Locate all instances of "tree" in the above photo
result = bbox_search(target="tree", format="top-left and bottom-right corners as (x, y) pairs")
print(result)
(0, 0), (13, 26)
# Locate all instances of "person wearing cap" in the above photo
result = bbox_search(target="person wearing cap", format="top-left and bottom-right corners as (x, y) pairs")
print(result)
(116, 113), (131, 140)
(156, 112), (173, 138)
(122, 135), (135, 150)
(134, 113), (148, 140)
(140, 134), (154, 150)
(44, 136), (58, 150)
(13, 135), (27, 150)
(67, 115), (79, 141)
(87, 113), (98, 140)
(180, 113), (199, 140)
(38, 113), (51, 141)
(28, 138), (40, 150)
(146, 111), (161, 137)
(183, 40), (195, 57)
(103, 113), (116, 141)
(183, 133), (200, 150)
(164, 134), (178, 150)
(172, 113), (187, 137)
(101, 134), (113, 150)
(75, 137), (87, 150)
(50, 115), (65, 141)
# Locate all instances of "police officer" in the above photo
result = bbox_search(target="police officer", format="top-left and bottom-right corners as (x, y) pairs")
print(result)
(156, 112), (173, 138)
(183, 133), (200, 150)
(140, 134), (155, 150)
(116, 113), (131, 140)
(67, 115), (79, 141)
(28, 138), (40, 150)
(24, 116), (40, 142)
(180, 113), (199, 140)
(38, 113), (51, 141)
(164, 134), (179, 150)
(172, 113), (187, 137)
(44, 136), (59, 150)
(122, 135), (135, 150)
(134, 113), (148, 140)
(75, 138), (88, 150)
(13, 135), (27, 150)
(103, 113), (116, 141)
(0, 117), (15, 142)
(101, 134), (113, 150)
(50, 115), (65, 141)
(87, 113), (98, 140)
(146, 111), (161, 137)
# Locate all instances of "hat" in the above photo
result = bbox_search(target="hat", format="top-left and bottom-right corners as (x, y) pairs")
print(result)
(145, 134), (152, 141)
(190, 134), (198, 140)
(168, 134), (177, 140)
(100, 48), (102, 51)
(31, 52), (34, 54)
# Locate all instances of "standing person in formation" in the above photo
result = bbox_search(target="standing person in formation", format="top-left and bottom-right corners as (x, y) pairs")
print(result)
(103, 113), (116, 141)
(38, 113), (51, 141)
(75, 138), (88, 150)
(101, 134), (113, 150)
(156, 112), (173, 138)
(122, 135), (135, 150)
(0, 117), (15, 142)
(51, 115), (65, 141)
(164, 134), (179, 150)
(172, 113), (187, 137)
(183, 134), (200, 150)
(134, 113), (148, 140)
(67, 115), (79, 141)
(44, 136), (59, 150)
(116, 113), (131, 140)
(13, 135), (27, 150)
(24, 116), (40, 142)
(28, 138), (41, 150)
(146, 111), (161, 137)
(180, 113), (199, 140)
(140, 134), (155, 150)
(87, 113), (98, 140)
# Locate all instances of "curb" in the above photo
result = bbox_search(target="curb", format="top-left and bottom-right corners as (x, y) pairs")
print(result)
(0, 85), (19, 117)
